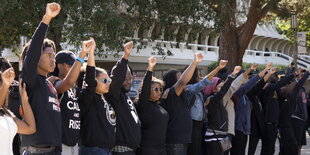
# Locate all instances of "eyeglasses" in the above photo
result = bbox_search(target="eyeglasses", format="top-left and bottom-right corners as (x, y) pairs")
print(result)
(151, 87), (163, 92)
(98, 78), (112, 84)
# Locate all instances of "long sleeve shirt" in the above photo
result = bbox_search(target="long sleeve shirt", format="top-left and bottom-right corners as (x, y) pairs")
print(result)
(260, 73), (295, 124)
(21, 22), (61, 147)
(247, 79), (266, 135)
(106, 58), (141, 149)
(78, 66), (116, 149)
(207, 75), (235, 132)
(186, 77), (213, 121)
(223, 74), (248, 135)
(234, 75), (261, 134)
(137, 71), (169, 148)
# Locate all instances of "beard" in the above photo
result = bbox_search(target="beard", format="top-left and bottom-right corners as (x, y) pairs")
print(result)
(121, 86), (130, 93)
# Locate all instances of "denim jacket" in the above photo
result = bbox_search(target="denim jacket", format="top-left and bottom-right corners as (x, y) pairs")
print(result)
(186, 77), (213, 121)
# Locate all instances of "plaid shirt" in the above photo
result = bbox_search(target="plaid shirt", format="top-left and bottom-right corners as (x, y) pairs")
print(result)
(111, 145), (133, 152)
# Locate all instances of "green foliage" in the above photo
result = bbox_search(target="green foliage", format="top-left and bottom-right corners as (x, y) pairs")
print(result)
(276, 0), (310, 50)
(207, 61), (287, 74)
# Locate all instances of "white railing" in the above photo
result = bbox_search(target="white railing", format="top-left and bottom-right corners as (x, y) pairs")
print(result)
(2, 39), (309, 69)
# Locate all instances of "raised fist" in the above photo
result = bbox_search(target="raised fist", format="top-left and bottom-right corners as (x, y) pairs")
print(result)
(250, 64), (259, 70)
(266, 62), (273, 70)
(295, 68), (303, 76)
(269, 67), (277, 74)
(124, 41), (133, 56)
(148, 57), (157, 68)
(232, 66), (242, 76)
(194, 53), (204, 63)
(219, 60), (228, 69)
(82, 40), (93, 53)
(46, 2), (61, 18)
(1, 68), (15, 87)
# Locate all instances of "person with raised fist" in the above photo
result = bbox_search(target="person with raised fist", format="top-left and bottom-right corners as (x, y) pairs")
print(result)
(161, 53), (205, 155)
(109, 41), (141, 155)
(50, 38), (93, 155)
(0, 68), (36, 155)
(20, 2), (62, 155)
(247, 66), (276, 155)
(203, 65), (241, 155)
(260, 64), (296, 155)
(186, 59), (228, 155)
(77, 38), (118, 155)
(230, 63), (272, 155)
(135, 57), (169, 155)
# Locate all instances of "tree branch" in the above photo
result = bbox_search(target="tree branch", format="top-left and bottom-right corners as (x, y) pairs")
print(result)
(237, 0), (261, 51)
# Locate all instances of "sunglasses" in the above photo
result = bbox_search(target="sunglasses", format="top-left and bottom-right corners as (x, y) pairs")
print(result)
(98, 78), (112, 84)
(151, 87), (163, 92)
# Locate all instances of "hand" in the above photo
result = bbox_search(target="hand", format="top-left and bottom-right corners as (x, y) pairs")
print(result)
(82, 39), (93, 53)
(295, 68), (303, 76)
(250, 64), (259, 70)
(45, 2), (61, 19)
(47, 76), (60, 83)
(1, 68), (15, 88)
(232, 66), (241, 76)
(19, 81), (28, 102)
(194, 53), (204, 63)
(89, 37), (96, 53)
(218, 60), (228, 69)
(124, 41), (133, 57)
(266, 62), (273, 70)
(148, 57), (157, 70)
(269, 67), (277, 74)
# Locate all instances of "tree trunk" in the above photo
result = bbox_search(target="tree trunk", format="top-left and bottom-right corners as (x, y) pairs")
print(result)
(218, 28), (243, 72)
(0, 46), (3, 56)
(52, 28), (62, 52)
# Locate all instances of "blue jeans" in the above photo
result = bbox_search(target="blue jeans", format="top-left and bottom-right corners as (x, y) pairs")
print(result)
(79, 145), (111, 155)
(166, 144), (187, 155)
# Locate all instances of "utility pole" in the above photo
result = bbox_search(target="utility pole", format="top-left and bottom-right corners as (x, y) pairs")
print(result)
(291, 10), (298, 69)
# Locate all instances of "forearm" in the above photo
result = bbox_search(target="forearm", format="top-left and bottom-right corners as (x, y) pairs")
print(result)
(259, 68), (269, 78)
(264, 72), (273, 82)
(42, 15), (53, 25)
(87, 52), (95, 66)
(22, 23), (49, 87)
(0, 85), (9, 108)
(138, 71), (152, 104)
(243, 68), (252, 78)
(56, 51), (86, 94)
(179, 61), (199, 85)
(174, 60), (199, 95)
(16, 98), (36, 134)
(205, 66), (221, 80)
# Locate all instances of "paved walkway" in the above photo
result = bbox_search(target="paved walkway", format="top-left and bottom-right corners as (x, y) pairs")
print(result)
(252, 135), (310, 155)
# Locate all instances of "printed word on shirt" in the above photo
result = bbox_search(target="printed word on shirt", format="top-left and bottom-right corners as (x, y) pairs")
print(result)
(127, 97), (139, 124)
(101, 95), (116, 126)
(47, 82), (60, 112)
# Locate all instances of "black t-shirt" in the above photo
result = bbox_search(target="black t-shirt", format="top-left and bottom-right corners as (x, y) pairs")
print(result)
(57, 87), (80, 146)
(161, 87), (192, 144)
(78, 66), (116, 149)
(136, 71), (169, 148)
(21, 22), (61, 147)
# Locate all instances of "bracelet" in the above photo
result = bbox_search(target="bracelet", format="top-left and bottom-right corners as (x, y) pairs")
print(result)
(76, 57), (85, 64)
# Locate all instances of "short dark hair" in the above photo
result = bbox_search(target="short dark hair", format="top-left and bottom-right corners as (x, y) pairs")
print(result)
(0, 57), (12, 72)
(21, 38), (56, 62)
(163, 69), (181, 91)
(184, 66), (200, 85)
